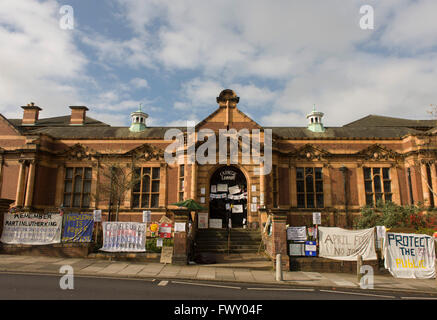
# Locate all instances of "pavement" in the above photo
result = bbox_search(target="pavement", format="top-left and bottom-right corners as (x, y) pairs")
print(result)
(0, 254), (435, 295)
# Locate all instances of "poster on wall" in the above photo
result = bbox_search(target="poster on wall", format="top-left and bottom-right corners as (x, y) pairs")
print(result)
(232, 204), (243, 213)
(287, 226), (307, 241)
(384, 232), (436, 279)
(159, 223), (172, 238)
(318, 227), (377, 261)
(198, 212), (208, 229)
(1, 212), (62, 245)
(217, 184), (228, 192)
(100, 222), (146, 252)
(62, 213), (94, 242)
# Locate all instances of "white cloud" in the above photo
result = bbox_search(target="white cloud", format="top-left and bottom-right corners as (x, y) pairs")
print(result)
(130, 77), (149, 89)
(0, 0), (88, 119)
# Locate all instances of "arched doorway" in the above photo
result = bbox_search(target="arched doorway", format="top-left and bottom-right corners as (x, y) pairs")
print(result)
(209, 166), (247, 228)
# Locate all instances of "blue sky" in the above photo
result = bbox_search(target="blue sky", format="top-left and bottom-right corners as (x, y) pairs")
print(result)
(1, 0), (437, 127)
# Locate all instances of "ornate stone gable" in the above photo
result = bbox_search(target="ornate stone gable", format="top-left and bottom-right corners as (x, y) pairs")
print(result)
(288, 144), (332, 160)
(355, 143), (401, 161)
(59, 143), (98, 160)
(124, 143), (164, 161)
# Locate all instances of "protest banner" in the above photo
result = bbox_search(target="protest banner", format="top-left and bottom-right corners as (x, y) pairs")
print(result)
(384, 232), (436, 279)
(62, 213), (94, 243)
(100, 222), (146, 252)
(318, 227), (377, 261)
(286, 226), (307, 241)
(1, 212), (62, 245)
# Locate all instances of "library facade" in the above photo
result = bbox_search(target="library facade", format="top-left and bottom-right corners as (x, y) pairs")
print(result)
(1, 89), (436, 229)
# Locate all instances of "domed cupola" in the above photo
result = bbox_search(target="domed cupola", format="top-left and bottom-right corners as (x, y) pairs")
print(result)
(306, 105), (325, 133)
(129, 104), (148, 132)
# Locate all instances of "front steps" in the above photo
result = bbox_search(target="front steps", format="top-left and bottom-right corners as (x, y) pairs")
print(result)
(195, 228), (263, 254)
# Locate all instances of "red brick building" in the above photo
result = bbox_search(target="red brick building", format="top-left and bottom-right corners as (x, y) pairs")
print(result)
(1, 90), (436, 229)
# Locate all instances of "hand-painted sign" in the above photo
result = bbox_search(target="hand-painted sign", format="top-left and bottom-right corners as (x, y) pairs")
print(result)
(1, 212), (62, 245)
(62, 213), (94, 242)
(384, 232), (436, 279)
(318, 227), (377, 261)
(100, 222), (146, 252)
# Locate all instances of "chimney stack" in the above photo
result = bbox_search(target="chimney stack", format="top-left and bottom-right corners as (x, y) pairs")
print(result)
(69, 106), (89, 125)
(21, 102), (42, 125)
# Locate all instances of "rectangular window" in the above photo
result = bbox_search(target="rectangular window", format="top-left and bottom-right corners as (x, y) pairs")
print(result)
(132, 167), (160, 208)
(178, 164), (185, 202)
(272, 165), (278, 207)
(296, 167), (324, 208)
(63, 167), (92, 208)
(364, 167), (392, 206)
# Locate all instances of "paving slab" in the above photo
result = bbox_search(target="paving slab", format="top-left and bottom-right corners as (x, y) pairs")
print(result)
(177, 266), (200, 279)
(159, 265), (183, 278)
(117, 264), (146, 276)
(251, 270), (275, 283)
(52, 259), (83, 265)
(234, 269), (255, 282)
(196, 267), (216, 280)
(97, 263), (129, 275)
(215, 267), (236, 281)
(137, 263), (165, 277)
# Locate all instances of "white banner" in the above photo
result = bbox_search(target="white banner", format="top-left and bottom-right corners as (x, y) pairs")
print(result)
(318, 227), (377, 261)
(100, 222), (146, 252)
(384, 232), (436, 279)
(1, 212), (62, 245)
(287, 226), (307, 241)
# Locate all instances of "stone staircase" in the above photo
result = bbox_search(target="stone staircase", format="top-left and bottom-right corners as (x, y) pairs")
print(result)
(195, 228), (263, 254)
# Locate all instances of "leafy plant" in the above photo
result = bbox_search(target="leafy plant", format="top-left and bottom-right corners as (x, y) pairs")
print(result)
(354, 200), (437, 231)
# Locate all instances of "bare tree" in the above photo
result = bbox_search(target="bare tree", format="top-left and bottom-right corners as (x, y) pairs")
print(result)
(98, 162), (141, 221)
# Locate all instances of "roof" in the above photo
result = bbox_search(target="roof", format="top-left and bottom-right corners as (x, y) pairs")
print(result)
(267, 126), (420, 139)
(8, 115), (110, 128)
(343, 115), (436, 130)
(3, 113), (432, 140)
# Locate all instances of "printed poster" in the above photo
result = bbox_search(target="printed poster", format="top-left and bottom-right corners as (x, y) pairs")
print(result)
(384, 232), (436, 279)
(100, 222), (146, 252)
(1, 212), (62, 245)
(287, 226), (307, 241)
(217, 184), (228, 192)
(318, 227), (377, 261)
(232, 204), (243, 213)
(62, 213), (94, 243)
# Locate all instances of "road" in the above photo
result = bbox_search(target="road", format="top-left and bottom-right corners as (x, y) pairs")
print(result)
(0, 272), (435, 301)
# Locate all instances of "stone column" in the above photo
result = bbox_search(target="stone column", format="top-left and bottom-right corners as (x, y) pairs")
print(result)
(259, 164), (266, 206)
(172, 209), (190, 265)
(190, 162), (197, 201)
(323, 164), (332, 207)
(430, 163), (437, 206)
(390, 165), (401, 205)
(270, 208), (289, 270)
(15, 160), (27, 207)
(24, 160), (36, 208)
(356, 165), (366, 208)
(420, 163), (431, 207)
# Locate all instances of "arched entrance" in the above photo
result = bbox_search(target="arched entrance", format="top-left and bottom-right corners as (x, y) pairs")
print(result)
(209, 166), (247, 228)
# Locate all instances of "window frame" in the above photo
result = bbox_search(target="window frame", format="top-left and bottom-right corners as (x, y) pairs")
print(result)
(63, 167), (92, 209)
(363, 166), (392, 206)
(132, 166), (161, 209)
(296, 166), (324, 209)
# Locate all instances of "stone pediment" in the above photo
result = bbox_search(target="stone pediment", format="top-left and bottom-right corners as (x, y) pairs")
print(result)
(355, 144), (401, 161)
(125, 143), (164, 161)
(288, 144), (331, 160)
(59, 143), (98, 160)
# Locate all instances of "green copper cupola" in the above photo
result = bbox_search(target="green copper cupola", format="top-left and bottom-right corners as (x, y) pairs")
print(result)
(306, 105), (325, 133)
(129, 104), (148, 132)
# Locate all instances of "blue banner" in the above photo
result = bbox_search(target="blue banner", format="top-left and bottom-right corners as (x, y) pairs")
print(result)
(62, 213), (94, 242)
